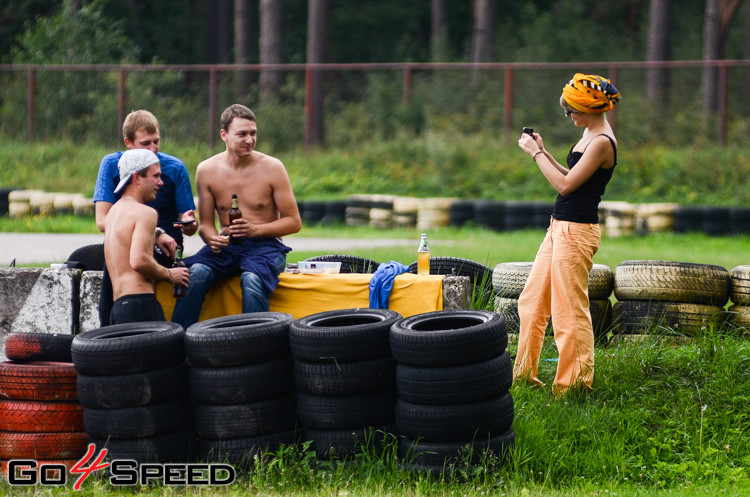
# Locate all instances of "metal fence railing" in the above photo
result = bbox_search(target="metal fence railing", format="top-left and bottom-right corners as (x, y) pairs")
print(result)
(1, 60), (748, 149)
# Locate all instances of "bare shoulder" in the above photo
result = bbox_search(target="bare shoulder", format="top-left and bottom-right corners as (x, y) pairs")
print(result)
(255, 151), (286, 169)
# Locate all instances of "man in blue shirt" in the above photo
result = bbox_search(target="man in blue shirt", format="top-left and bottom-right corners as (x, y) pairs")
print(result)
(93, 110), (197, 325)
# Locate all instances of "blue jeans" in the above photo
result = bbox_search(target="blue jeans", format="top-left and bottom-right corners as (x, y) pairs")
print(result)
(171, 250), (287, 329)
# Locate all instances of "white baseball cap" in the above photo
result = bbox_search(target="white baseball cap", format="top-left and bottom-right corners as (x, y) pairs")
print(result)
(115, 149), (160, 194)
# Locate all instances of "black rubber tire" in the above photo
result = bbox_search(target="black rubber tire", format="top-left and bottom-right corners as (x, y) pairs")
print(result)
(473, 200), (505, 231)
(395, 351), (512, 405)
(302, 200), (326, 226)
(184, 313), (293, 368)
(200, 429), (303, 466)
(389, 310), (507, 367)
(82, 398), (193, 440)
(672, 206), (703, 233)
(614, 260), (730, 306)
(0, 361), (78, 401)
(449, 201), (475, 227)
(407, 257), (493, 298)
(91, 429), (197, 464)
(323, 200), (347, 225)
(611, 301), (725, 336)
(305, 424), (397, 460)
(289, 308), (401, 362)
(590, 299), (613, 343)
(303, 254), (380, 274)
(294, 356), (396, 396)
(190, 356), (294, 405)
(193, 394), (297, 439)
(503, 201), (536, 231)
(4, 332), (73, 363)
(701, 206), (731, 236)
(0, 400), (84, 432)
(729, 207), (750, 235)
(76, 362), (189, 409)
(71, 322), (185, 376)
(532, 201), (554, 228)
(730, 265), (750, 305)
(400, 428), (516, 466)
(296, 393), (396, 431)
(395, 393), (514, 443)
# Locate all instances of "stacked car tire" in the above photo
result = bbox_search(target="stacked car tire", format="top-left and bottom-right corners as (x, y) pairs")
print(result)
(71, 322), (195, 464)
(185, 313), (299, 467)
(290, 309), (401, 460)
(390, 310), (514, 474)
(727, 266), (750, 332)
(612, 260), (730, 337)
(492, 262), (614, 342)
(0, 332), (87, 477)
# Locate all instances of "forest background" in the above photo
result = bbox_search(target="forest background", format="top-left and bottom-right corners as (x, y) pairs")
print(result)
(1, 0), (750, 205)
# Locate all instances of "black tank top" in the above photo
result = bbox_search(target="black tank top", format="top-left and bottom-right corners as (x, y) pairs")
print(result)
(552, 135), (617, 224)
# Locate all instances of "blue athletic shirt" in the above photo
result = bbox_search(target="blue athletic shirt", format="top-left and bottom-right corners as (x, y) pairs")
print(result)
(93, 151), (195, 245)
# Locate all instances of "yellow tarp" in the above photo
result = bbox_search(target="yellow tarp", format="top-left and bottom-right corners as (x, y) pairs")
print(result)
(157, 272), (444, 321)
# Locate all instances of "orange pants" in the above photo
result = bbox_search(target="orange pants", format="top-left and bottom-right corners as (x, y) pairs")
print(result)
(513, 219), (600, 395)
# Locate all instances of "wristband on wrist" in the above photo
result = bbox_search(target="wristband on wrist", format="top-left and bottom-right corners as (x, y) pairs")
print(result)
(533, 150), (544, 160)
(155, 227), (165, 238)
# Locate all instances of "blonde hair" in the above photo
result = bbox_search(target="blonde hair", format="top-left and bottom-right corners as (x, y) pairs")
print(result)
(122, 110), (159, 142)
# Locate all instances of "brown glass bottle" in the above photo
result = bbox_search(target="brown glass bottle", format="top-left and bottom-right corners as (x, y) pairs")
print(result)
(228, 194), (242, 245)
(172, 246), (188, 298)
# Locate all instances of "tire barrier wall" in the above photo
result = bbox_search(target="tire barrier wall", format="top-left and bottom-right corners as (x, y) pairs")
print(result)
(71, 322), (196, 464)
(4, 188), (748, 237)
(0, 336), (88, 477)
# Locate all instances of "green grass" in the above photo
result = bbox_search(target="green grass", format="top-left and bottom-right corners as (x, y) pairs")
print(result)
(1, 333), (748, 496)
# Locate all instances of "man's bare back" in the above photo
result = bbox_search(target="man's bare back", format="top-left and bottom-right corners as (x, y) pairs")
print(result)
(104, 199), (164, 300)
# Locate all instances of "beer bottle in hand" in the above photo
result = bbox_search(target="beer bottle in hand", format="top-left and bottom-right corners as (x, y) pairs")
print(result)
(173, 246), (188, 298)
(229, 194), (242, 245)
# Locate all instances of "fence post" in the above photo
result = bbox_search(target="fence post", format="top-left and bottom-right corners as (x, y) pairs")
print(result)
(609, 64), (618, 135)
(209, 67), (217, 149)
(718, 63), (727, 146)
(402, 66), (412, 107)
(27, 68), (35, 142)
(503, 66), (513, 139)
(118, 67), (126, 140)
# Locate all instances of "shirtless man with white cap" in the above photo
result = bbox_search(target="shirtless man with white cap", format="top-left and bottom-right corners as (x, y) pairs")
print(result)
(104, 149), (190, 325)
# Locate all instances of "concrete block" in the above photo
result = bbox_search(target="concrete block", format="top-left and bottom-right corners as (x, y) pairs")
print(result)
(79, 271), (103, 332)
(442, 275), (471, 310)
(0, 267), (80, 359)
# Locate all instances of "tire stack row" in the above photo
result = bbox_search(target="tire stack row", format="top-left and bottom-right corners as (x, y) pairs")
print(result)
(0, 332), (87, 476)
(491, 262), (614, 342)
(612, 260), (730, 337)
(289, 309), (401, 460)
(727, 266), (750, 332)
(184, 314), (299, 467)
(390, 310), (515, 475)
(673, 206), (750, 236)
(71, 322), (196, 463)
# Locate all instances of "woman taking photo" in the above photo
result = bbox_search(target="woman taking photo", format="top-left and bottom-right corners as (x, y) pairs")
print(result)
(514, 73), (621, 396)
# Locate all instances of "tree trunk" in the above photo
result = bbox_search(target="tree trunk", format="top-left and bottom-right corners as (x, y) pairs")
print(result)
(469, 0), (496, 87)
(205, 0), (233, 63)
(431, 0), (448, 61)
(234, 0), (252, 100)
(306, 0), (327, 148)
(646, 0), (672, 108)
(259, 0), (283, 101)
(702, 0), (721, 118)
